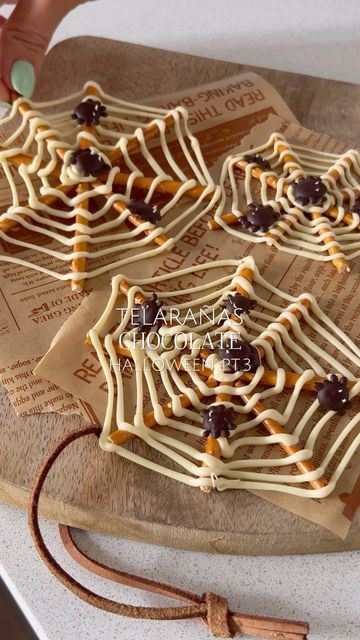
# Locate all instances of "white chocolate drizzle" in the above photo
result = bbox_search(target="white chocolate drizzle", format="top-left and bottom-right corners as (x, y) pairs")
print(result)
(88, 256), (360, 497)
(214, 132), (360, 263)
(0, 81), (219, 284)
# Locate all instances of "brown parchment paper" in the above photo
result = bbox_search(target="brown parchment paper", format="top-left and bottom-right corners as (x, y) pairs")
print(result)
(0, 72), (295, 419)
(35, 117), (360, 538)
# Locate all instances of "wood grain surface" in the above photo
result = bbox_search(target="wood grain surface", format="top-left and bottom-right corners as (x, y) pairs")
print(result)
(1, 36), (360, 555)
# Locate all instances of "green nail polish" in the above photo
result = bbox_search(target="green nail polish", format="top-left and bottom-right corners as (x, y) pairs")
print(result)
(11, 60), (35, 98)
(0, 100), (10, 110)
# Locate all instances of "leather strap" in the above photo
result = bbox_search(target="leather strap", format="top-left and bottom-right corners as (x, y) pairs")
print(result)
(28, 426), (309, 639)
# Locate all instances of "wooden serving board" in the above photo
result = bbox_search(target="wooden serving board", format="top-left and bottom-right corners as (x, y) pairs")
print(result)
(1, 37), (360, 555)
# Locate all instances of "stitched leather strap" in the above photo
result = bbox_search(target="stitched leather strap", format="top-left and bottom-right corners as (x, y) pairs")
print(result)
(28, 426), (309, 639)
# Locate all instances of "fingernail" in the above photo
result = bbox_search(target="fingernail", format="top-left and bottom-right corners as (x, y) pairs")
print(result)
(11, 60), (35, 98)
(0, 100), (10, 110)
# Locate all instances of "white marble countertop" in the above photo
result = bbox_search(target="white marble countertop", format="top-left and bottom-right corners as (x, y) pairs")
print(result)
(1, 503), (359, 640)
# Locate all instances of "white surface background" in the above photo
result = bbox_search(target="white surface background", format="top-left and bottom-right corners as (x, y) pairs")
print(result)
(21, 0), (360, 82)
(1, 504), (360, 640)
(0, 3), (360, 640)
(1, 0), (360, 82)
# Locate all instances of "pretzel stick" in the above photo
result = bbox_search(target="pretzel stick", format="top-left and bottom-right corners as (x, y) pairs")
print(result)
(90, 178), (170, 247)
(198, 305), (256, 491)
(39, 183), (76, 206)
(70, 85), (103, 291)
(197, 266), (254, 491)
(0, 96), (68, 232)
(208, 192), (359, 231)
(327, 154), (357, 183)
(0, 137), (67, 230)
(241, 370), (358, 393)
(262, 142), (304, 244)
(309, 210), (350, 273)
(91, 331), (350, 392)
(112, 198), (169, 247)
(264, 138), (347, 273)
(2, 83), (101, 177)
(105, 280), (217, 446)
(109, 379), (218, 446)
(112, 172), (214, 201)
(326, 205), (359, 227)
(277, 141), (348, 273)
(226, 145), (360, 207)
(208, 162), (293, 230)
(0, 178), (76, 233)
(0, 149), (57, 171)
(208, 212), (240, 229)
(118, 278), (145, 301)
(1, 102), (214, 241)
(71, 182), (90, 295)
(103, 275), (337, 489)
(89, 332), (360, 395)
(71, 183), (89, 291)
(114, 169), (213, 245)
(200, 383), (230, 494)
(17, 99), (66, 162)
(107, 346), (360, 456)
(226, 267), (326, 489)
(236, 272), (326, 490)
(107, 114), (175, 165)
(209, 140), (350, 271)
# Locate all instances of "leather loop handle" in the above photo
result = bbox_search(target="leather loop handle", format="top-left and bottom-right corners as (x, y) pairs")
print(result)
(28, 426), (309, 639)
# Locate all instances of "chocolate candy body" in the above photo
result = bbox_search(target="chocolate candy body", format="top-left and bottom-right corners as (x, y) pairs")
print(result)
(217, 338), (260, 372)
(70, 148), (109, 177)
(243, 154), (271, 171)
(201, 404), (236, 439)
(128, 201), (161, 224)
(315, 374), (351, 414)
(72, 99), (108, 126)
(223, 293), (256, 316)
(132, 293), (165, 333)
(292, 176), (327, 206)
(240, 203), (279, 233)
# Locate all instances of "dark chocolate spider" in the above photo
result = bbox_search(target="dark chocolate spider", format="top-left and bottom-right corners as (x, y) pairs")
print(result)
(222, 292), (256, 317)
(128, 201), (161, 225)
(351, 200), (360, 215)
(71, 99), (108, 126)
(132, 293), (165, 333)
(292, 176), (327, 206)
(70, 148), (110, 177)
(314, 374), (351, 414)
(201, 404), (236, 439)
(238, 203), (280, 233)
(217, 338), (260, 373)
(243, 154), (271, 171)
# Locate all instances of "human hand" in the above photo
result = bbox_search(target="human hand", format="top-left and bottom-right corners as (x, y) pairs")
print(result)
(0, 0), (92, 104)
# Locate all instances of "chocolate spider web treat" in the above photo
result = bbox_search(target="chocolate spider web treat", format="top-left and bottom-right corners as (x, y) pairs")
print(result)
(210, 132), (360, 273)
(87, 256), (360, 497)
(0, 81), (219, 290)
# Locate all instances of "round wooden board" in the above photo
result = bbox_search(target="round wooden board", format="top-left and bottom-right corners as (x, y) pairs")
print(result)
(1, 36), (360, 555)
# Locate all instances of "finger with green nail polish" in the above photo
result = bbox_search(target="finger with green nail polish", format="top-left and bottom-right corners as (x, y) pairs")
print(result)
(11, 60), (35, 98)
